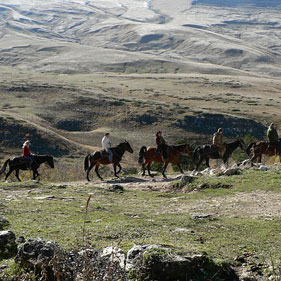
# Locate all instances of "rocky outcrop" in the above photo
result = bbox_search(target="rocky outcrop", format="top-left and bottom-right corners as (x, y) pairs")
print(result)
(126, 244), (239, 281)
(0, 230), (17, 259)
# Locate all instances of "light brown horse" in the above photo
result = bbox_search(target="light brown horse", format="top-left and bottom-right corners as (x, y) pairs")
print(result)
(84, 141), (133, 181)
(138, 144), (193, 178)
(246, 141), (281, 162)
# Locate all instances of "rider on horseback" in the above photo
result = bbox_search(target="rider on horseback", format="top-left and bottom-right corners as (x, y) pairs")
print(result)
(102, 133), (113, 162)
(212, 128), (226, 158)
(267, 123), (281, 154)
(22, 140), (33, 169)
(156, 131), (168, 161)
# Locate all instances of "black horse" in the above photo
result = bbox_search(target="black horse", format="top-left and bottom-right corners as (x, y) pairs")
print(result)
(84, 141), (133, 181)
(193, 139), (246, 170)
(0, 155), (54, 181)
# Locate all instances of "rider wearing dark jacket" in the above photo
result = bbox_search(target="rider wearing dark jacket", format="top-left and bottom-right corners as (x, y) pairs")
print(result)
(156, 131), (168, 161)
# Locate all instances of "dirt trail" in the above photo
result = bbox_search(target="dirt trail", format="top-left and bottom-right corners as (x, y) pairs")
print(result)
(49, 174), (281, 220)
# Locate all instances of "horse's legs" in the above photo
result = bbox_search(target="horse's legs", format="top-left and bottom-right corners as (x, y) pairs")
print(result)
(147, 162), (153, 177)
(195, 156), (203, 170)
(94, 164), (103, 181)
(5, 168), (14, 181)
(116, 163), (122, 175)
(176, 161), (184, 174)
(86, 162), (96, 181)
(32, 169), (39, 180)
(162, 163), (168, 178)
(205, 157), (210, 168)
(113, 164), (119, 178)
(141, 163), (146, 176)
(142, 160), (150, 176)
(15, 169), (21, 182)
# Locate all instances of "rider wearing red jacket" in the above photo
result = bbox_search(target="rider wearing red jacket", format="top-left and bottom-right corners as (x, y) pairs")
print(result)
(22, 140), (33, 168)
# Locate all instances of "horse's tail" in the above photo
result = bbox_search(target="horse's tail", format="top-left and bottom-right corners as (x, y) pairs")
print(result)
(84, 154), (90, 172)
(0, 159), (9, 176)
(138, 146), (147, 165)
(246, 142), (255, 156)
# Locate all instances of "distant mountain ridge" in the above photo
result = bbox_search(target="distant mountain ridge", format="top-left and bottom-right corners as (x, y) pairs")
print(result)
(194, 0), (281, 8)
(1, 0), (281, 76)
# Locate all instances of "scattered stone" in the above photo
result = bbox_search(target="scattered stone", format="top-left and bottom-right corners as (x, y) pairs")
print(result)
(16, 236), (25, 244)
(237, 159), (255, 168)
(179, 175), (195, 187)
(108, 184), (124, 192)
(191, 214), (213, 220)
(198, 183), (232, 190)
(223, 168), (242, 176)
(0, 217), (9, 230)
(190, 170), (202, 176)
(101, 246), (126, 269)
(56, 184), (67, 189)
(33, 195), (56, 200)
(258, 165), (268, 171)
(0, 230), (17, 259)
(173, 228), (194, 234)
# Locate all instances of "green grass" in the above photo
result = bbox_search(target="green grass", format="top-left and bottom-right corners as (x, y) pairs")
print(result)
(1, 168), (281, 267)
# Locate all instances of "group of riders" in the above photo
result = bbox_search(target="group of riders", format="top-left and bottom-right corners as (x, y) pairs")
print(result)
(98, 122), (281, 164)
(12, 122), (281, 172)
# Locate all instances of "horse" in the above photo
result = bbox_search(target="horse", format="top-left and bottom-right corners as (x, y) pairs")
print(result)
(246, 141), (281, 163)
(193, 139), (246, 170)
(138, 143), (193, 178)
(84, 141), (133, 181)
(0, 155), (54, 182)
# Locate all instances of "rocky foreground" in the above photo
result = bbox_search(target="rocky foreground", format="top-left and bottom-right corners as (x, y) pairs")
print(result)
(0, 227), (266, 281)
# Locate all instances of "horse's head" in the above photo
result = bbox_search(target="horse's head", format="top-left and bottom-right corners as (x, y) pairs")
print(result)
(120, 140), (133, 153)
(183, 144), (193, 158)
(47, 156), (55, 168)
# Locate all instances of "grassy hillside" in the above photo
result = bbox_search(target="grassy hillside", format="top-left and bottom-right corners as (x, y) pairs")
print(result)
(0, 67), (280, 168)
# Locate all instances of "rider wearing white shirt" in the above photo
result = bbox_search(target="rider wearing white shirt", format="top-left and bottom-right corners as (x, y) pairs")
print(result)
(102, 133), (113, 162)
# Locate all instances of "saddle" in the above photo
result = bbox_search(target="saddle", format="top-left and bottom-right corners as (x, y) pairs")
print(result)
(101, 150), (109, 158)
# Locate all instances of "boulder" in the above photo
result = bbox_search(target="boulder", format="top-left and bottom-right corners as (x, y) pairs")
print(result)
(0, 230), (17, 259)
(126, 244), (239, 281)
(15, 238), (57, 268)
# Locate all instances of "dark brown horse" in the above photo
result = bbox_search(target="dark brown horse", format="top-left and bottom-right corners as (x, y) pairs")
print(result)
(138, 144), (193, 178)
(193, 139), (246, 170)
(84, 141), (133, 181)
(246, 141), (281, 162)
(0, 155), (54, 181)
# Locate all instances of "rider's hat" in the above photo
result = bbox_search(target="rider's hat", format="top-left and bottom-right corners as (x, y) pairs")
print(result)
(217, 128), (223, 132)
